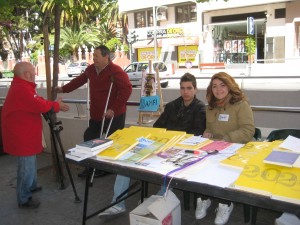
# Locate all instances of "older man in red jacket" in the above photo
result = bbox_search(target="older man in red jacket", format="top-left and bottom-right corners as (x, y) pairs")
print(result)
(2, 62), (69, 209)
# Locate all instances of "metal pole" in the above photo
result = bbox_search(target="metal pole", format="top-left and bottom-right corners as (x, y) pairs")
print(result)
(153, 6), (157, 61)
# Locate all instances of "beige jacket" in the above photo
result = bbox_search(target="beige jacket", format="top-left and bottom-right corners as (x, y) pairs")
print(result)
(204, 100), (255, 143)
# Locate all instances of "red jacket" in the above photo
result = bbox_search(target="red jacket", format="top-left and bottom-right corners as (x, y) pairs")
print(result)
(2, 77), (60, 156)
(62, 62), (132, 121)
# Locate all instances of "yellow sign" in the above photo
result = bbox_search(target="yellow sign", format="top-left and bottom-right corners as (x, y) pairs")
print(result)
(178, 45), (198, 65)
(138, 48), (161, 62)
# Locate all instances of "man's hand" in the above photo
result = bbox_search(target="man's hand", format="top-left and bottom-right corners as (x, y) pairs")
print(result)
(57, 97), (69, 112)
(103, 109), (114, 119)
(55, 86), (63, 93)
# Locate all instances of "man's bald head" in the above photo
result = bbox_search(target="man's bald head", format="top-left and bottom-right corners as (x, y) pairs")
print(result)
(13, 62), (36, 83)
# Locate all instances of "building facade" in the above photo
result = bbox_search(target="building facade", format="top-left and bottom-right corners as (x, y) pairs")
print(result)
(119, 0), (300, 69)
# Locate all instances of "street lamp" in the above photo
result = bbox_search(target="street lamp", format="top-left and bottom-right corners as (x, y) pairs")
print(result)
(153, 5), (168, 61)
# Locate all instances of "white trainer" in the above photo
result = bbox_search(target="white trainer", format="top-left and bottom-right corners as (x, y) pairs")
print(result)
(98, 205), (126, 217)
(214, 203), (234, 225)
(195, 198), (211, 220)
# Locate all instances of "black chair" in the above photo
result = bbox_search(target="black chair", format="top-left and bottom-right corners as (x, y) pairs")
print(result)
(244, 128), (300, 224)
(253, 127), (262, 141)
(266, 129), (300, 141)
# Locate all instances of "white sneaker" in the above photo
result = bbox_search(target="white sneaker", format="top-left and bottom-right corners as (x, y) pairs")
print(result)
(214, 203), (234, 225)
(275, 212), (300, 225)
(195, 198), (211, 220)
(98, 205), (126, 217)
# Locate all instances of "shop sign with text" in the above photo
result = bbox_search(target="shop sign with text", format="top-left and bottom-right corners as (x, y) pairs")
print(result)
(147, 27), (184, 39)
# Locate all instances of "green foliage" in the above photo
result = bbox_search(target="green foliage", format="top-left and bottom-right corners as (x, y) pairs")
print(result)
(42, 0), (101, 31)
(60, 23), (101, 59)
(30, 50), (38, 64)
(107, 40), (129, 53)
(106, 38), (123, 52)
(245, 35), (256, 55)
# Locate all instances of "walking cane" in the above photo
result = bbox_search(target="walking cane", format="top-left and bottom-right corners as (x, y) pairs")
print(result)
(100, 81), (114, 138)
(90, 79), (114, 184)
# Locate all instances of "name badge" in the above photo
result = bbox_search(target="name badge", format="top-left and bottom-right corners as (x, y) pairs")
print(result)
(218, 114), (229, 121)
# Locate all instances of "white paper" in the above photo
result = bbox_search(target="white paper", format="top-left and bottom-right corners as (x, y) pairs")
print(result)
(178, 135), (208, 146)
(279, 135), (300, 153)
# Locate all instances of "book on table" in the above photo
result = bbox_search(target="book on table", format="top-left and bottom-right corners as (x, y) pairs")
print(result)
(66, 148), (95, 162)
(76, 138), (113, 152)
(72, 147), (109, 156)
(96, 138), (139, 160)
(220, 141), (277, 170)
(263, 149), (300, 167)
(120, 139), (165, 163)
(271, 167), (300, 204)
(233, 149), (280, 196)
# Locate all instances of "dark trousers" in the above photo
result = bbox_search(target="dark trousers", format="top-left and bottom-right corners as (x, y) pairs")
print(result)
(83, 113), (126, 142)
(80, 113), (126, 174)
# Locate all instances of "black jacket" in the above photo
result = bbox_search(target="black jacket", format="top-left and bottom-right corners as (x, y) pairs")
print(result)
(153, 96), (206, 135)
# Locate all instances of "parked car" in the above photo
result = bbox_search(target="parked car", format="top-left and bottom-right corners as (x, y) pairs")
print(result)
(124, 61), (170, 88)
(67, 61), (89, 77)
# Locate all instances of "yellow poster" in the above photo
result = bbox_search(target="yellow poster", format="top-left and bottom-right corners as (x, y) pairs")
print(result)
(178, 45), (198, 66)
(138, 48), (161, 62)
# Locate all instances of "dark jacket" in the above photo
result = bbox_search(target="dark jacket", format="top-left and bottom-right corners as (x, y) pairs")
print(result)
(153, 96), (206, 135)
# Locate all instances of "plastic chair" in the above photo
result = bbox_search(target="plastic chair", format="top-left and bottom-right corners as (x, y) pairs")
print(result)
(244, 128), (300, 224)
(266, 129), (300, 141)
(253, 127), (262, 141)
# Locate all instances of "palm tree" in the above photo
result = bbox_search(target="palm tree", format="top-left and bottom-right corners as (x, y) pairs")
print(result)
(42, 0), (100, 31)
(60, 23), (101, 61)
(98, 1), (128, 45)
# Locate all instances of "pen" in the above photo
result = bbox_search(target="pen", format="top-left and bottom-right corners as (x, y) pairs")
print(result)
(185, 150), (205, 155)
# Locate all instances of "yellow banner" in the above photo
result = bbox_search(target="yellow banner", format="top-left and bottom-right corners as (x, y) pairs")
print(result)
(178, 45), (198, 65)
(138, 48), (161, 62)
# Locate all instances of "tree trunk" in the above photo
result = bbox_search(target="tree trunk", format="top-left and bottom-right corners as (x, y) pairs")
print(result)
(51, 4), (61, 101)
(43, 10), (51, 100)
(43, 8), (64, 182)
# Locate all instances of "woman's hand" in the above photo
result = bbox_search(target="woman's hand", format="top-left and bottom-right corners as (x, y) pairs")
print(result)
(203, 132), (213, 139)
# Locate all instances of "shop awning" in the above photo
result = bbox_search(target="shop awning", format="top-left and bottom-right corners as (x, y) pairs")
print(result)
(132, 39), (162, 48)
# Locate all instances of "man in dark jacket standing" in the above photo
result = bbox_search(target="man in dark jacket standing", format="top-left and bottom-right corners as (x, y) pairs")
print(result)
(56, 45), (132, 177)
(2, 62), (69, 209)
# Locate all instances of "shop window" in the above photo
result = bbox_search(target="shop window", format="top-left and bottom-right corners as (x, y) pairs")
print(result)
(147, 10), (154, 27)
(274, 8), (286, 19)
(175, 3), (197, 24)
(135, 12), (146, 28)
(135, 10), (155, 28)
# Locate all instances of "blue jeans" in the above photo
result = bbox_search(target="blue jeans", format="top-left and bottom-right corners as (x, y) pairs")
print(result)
(112, 175), (168, 209)
(112, 175), (130, 209)
(17, 155), (37, 204)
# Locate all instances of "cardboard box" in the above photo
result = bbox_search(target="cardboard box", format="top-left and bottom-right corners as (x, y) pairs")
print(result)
(130, 190), (181, 225)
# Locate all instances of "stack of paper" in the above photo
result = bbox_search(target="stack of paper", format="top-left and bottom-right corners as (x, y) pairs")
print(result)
(66, 138), (113, 161)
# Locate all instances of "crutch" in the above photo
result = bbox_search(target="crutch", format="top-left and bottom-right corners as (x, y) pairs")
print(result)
(100, 81), (114, 139)
(90, 80), (114, 184)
